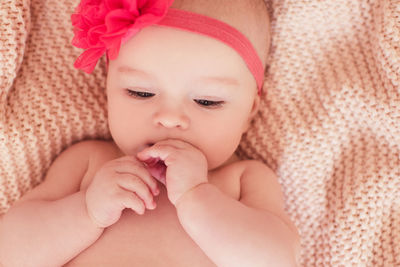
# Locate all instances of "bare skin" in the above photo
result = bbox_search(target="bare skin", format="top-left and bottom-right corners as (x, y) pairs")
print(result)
(53, 138), (298, 266)
(0, 137), (298, 266)
(65, 140), (246, 266)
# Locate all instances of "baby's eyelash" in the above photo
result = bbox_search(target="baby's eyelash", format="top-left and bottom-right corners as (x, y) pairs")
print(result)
(125, 89), (224, 108)
(194, 99), (225, 108)
(126, 89), (155, 98)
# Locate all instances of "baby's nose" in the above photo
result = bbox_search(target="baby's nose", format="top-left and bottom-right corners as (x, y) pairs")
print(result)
(152, 107), (189, 130)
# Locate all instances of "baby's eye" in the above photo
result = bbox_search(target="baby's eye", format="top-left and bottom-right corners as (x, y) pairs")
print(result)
(194, 99), (224, 108)
(126, 89), (155, 98)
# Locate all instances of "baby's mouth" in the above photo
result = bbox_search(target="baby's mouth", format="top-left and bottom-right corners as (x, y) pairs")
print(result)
(142, 143), (166, 185)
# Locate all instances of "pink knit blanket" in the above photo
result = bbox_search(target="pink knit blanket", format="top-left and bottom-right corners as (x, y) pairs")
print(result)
(1, 0), (399, 265)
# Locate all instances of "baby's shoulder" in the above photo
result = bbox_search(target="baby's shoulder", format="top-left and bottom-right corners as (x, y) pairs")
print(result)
(235, 159), (288, 216)
(210, 159), (275, 200)
(74, 140), (121, 190)
(50, 139), (120, 187)
(238, 159), (276, 180)
(65, 139), (121, 165)
(228, 159), (275, 190)
(236, 159), (278, 193)
(16, 140), (118, 203)
(221, 158), (274, 181)
(70, 139), (118, 154)
(76, 139), (120, 159)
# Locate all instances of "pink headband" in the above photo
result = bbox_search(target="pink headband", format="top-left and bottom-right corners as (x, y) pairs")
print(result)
(71, 0), (264, 93)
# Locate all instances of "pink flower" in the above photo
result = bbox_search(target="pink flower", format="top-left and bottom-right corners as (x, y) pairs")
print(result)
(71, 0), (174, 73)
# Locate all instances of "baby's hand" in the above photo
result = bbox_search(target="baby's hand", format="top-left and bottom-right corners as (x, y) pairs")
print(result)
(137, 139), (208, 205)
(85, 156), (160, 228)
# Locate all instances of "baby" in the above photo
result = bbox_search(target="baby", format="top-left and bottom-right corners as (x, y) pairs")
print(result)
(0, 0), (300, 266)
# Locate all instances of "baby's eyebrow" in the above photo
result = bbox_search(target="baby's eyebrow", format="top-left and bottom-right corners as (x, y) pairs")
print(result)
(117, 66), (239, 87)
(197, 76), (240, 87)
(118, 66), (151, 78)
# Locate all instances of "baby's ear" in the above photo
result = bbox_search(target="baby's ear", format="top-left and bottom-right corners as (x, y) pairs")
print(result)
(249, 92), (261, 119)
(243, 92), (261, 132)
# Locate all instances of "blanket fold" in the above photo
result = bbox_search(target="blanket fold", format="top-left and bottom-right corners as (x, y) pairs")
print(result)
(0, 0), (30, 101)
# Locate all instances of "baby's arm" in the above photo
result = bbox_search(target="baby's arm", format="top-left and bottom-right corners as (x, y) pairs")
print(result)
(175, 160), (300, 267)
(0, 141), (104, 267)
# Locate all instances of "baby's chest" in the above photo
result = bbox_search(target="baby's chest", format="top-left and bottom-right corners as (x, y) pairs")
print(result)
(66, 188), (213, 266)
(67, 166), (243, 267)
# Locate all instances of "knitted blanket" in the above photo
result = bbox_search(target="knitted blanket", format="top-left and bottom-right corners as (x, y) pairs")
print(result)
(1, 0), (399, 265)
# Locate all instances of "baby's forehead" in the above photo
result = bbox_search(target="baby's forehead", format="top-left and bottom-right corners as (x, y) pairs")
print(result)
(113, 23), (259, 91)
(171, 0), (270, 69)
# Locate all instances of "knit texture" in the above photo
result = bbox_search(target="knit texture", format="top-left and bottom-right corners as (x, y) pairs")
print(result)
(0, 0), (399, 266)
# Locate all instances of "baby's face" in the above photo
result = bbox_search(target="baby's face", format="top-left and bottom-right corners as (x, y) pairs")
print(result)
(106, 25), (260, 169)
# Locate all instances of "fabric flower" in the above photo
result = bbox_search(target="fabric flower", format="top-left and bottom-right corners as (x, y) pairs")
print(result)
(71, 0), (174, 73)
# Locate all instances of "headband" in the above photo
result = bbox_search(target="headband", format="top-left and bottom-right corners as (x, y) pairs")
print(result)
(71, 0), (264, 93)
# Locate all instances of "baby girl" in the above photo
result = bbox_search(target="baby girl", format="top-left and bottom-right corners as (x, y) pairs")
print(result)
(0, 0), (300, 266)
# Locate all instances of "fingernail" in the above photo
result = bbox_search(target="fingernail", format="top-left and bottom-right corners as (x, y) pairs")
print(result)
(154, 188), (160, 196)
(137, 150), (148, 157)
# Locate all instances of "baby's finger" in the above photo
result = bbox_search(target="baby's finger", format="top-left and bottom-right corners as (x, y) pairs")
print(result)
(137, 144), (176, 163)
(113, 158), (160, 195)
(116, 190), (146, 215)
(117, 174), (157, 210)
